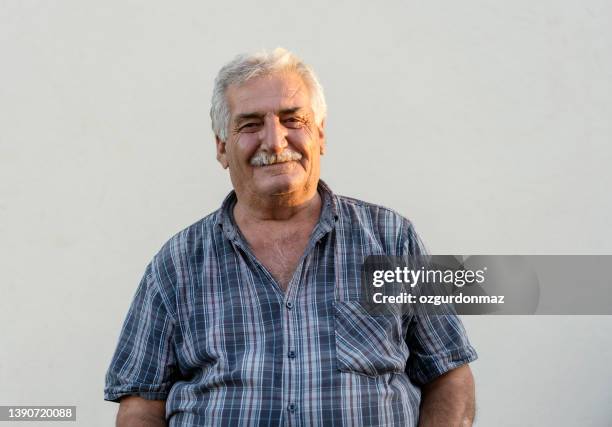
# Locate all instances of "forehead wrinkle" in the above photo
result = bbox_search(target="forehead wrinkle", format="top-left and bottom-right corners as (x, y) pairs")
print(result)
(233, 106), (305, 123)
(234, 90), (306, 112)
(232, 106), (311, 128)
(228, 73), (311, 119)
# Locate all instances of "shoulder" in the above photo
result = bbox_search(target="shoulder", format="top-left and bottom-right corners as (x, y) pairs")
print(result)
(146, 209), (222, 303)
(335, 194), (407, 222)
(157, 209), (221, 259)
(332, 194), (427, 256)
(334, 193), (413, 233)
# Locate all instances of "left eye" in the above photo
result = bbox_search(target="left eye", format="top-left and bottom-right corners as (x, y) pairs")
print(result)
(284, 118), (302, 127)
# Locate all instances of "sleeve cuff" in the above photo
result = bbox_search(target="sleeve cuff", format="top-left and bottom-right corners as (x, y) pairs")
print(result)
(408, 345), (478, 386)
(104, 382), (172, 403)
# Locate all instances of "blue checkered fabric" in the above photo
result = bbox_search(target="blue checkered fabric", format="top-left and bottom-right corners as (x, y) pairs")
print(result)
(105, 180), (477, 426)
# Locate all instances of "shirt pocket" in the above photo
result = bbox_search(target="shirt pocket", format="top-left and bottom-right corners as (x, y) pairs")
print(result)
(333, 300), (409, 378)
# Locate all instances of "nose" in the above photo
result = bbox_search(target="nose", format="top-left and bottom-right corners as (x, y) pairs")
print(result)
(259, 115), (288, 154)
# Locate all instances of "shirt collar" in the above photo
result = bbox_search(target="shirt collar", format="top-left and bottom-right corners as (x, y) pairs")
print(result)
(216, 179), (338, 243)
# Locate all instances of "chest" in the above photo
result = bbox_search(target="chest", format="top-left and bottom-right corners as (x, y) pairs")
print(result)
(249, 229), (311, 291)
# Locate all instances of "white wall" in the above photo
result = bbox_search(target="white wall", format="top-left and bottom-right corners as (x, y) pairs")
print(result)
(1, 1), (611, 425)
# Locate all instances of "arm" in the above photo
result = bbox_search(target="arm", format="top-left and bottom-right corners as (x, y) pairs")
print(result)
(418, 364), (475, 427)
(105, 260), (178, 424)
(117, 396), (167, 427)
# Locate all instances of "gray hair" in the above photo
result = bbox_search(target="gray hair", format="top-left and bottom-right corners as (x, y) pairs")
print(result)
(210, 47), (327, 141)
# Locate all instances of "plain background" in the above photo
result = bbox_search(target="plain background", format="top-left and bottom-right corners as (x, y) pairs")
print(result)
(1, 1), (611, 426)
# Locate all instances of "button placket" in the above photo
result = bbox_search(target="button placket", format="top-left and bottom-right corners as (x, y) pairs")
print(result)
(283, 286), (299, 425)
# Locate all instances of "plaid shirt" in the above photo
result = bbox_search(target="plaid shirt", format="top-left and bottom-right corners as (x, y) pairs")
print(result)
(104, 180), (477, 426)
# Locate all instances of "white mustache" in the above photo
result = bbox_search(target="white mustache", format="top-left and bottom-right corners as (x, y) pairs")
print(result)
(250, 150), (302, 166)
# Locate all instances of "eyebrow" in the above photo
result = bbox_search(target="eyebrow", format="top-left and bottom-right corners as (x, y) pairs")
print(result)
(233, 107), (305, 124)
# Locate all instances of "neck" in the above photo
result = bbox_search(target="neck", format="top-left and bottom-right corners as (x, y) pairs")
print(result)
(233, 187), (322, 227)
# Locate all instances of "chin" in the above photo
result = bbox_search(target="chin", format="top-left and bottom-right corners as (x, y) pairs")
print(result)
(257, 175), (304, 196)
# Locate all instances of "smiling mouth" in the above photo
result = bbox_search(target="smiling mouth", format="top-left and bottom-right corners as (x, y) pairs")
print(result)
(261, 160), (297, 167)
(250, 151), (302, 167)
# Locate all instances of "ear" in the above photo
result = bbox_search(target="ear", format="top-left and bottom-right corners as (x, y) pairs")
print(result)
(317, 118), (326, 155)
(215, 135), (229, 169)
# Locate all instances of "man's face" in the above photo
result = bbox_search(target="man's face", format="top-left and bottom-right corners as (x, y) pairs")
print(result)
(216, 72), (325, 203)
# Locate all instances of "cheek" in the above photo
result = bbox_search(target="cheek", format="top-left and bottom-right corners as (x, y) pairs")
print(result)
(288, 129), (317, 154)
(231, 135), (260, 164)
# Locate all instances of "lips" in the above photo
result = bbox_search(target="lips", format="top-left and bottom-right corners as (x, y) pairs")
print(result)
(261, 160), (296, 168)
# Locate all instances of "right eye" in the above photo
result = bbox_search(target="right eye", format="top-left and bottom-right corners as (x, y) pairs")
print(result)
(239, 123), (261, 132)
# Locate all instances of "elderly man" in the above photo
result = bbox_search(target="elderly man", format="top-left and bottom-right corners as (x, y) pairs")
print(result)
(105, 48), (477, 426)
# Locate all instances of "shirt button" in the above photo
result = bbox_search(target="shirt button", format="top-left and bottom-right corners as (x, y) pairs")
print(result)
(286, 301), (294, 309)
(287, 403), (296, 413)
(288, 350), (296, 359)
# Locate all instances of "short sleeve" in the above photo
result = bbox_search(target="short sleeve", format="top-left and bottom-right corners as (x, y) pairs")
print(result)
(401, 222), (478, 386)
(404, 313), (478, 386)
(104, 262), (178, 402)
